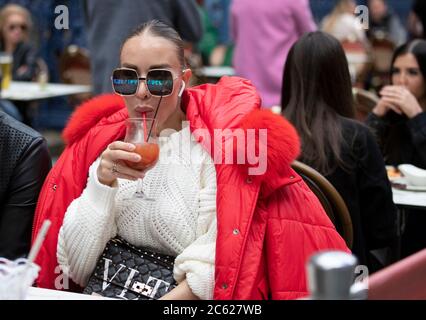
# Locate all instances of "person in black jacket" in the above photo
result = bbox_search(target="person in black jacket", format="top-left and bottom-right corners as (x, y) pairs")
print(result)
(366, 39), (426, 258)
(281, 31), (398, 271)
(0, 110), (51, 259)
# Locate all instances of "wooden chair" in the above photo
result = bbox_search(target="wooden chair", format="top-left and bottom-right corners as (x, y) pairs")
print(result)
(291, 160), (353, 249)
(59, 45), (92, 105)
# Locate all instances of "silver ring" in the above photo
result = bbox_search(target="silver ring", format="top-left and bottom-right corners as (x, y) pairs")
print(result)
(111, 162), (118, 174)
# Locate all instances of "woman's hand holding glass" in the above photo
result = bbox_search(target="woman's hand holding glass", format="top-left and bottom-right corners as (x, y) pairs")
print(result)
(97, 141), (147, 187)
(373, 85), (423, 119)
(92, 118), (159, 200)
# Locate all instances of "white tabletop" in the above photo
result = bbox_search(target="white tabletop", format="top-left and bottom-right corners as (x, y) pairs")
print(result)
(26, 287), (115, 300)
(196, 66), (235, 78)
(1, 81), (92, 101)
(392, 189), (426, 210)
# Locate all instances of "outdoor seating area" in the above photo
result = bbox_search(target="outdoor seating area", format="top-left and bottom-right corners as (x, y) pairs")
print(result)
(0, 0), (425, 307)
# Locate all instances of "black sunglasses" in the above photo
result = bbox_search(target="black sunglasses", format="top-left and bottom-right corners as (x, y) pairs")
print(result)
(112, 68), (180, 96)
(8, 23), (27, 31)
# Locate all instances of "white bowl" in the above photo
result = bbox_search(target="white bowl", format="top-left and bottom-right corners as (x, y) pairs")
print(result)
(398, 164), (426, 187)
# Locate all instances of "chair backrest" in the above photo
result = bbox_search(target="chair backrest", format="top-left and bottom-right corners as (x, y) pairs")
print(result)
(59, 45), (91, 84)
(291, 160), (353, 249)
(59, 45), (92, 105)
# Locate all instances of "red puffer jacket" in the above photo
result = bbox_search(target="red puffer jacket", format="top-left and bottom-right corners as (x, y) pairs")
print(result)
(32, 77), (349, 299)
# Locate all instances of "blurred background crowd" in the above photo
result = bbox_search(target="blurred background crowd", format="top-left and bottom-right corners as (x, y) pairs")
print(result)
(0, 0), (422, 133)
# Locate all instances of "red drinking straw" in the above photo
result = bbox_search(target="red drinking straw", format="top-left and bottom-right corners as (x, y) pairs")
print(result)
(147, 92), (165, 141)
(141, 112), (148, 143)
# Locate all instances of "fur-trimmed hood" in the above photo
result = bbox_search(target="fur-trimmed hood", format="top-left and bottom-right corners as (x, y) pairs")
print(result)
(62, 77), (300, 182)
(63, 94), (127, 145)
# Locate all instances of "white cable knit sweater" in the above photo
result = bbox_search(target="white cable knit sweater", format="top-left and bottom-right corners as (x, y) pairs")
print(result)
(57, 126), (217, 300)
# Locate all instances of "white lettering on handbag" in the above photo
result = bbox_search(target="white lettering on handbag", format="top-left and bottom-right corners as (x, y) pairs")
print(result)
(102, 258), (126, 291)
(101, 257), (140, 300)
(115, 267), (140, 299)
(146, 276), (172, 298)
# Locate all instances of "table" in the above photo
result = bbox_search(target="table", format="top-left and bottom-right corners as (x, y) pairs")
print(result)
(392, 189), (426, 210)
(391, 176), (426, 210)
(194, 66), (236, 84)
(196, 66), (235, 78)
(391, 184), (426, 261)
(26, 287), (115, 300)
(1, 81), (92, 101)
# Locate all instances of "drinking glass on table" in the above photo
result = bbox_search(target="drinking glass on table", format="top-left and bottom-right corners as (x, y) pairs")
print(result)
(0, 52), (13, 90)
(0, 258), (40, 300)
(124, 117), (159, 201)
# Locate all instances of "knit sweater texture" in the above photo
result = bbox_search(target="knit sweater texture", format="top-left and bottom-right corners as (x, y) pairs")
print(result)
(57, 126), (217, 299)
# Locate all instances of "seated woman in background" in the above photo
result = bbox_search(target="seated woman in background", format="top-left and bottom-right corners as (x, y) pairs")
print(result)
(32, 20), (349, 300)
(0, 110), (51, 259)
(281, 31), (397, 271)
(366, 40), (426, 258)
(0, 4), (38, 82)
(366, 40), (426, 169)
(367, 0), (407, 47)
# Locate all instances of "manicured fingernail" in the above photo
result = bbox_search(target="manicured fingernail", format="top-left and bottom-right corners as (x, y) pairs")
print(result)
(128, 144), (135, 150)
(134, 155), (141, 161)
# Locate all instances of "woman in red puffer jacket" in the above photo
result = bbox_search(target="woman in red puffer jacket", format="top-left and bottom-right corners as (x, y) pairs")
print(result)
(32, 20), (349, 300)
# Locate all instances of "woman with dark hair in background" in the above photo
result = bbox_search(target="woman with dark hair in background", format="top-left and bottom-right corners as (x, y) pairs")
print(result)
(366, 40), (426, 258)
(282, 31), (397, 271)
(366, 40), (426, 169)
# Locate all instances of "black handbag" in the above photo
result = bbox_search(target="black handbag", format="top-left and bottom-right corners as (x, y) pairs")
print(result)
(83, 237), (177, 300)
